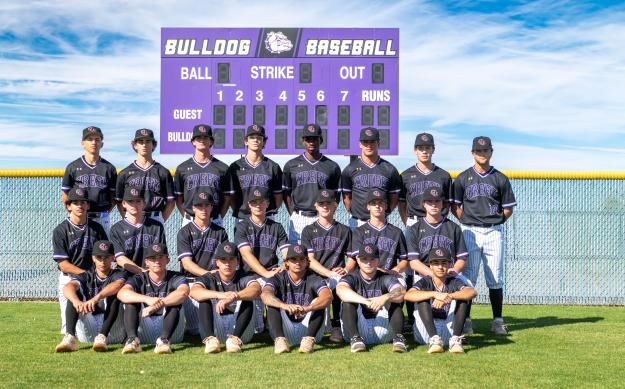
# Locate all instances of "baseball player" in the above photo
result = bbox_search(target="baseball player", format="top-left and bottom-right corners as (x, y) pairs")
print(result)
(109, 186), (166, 274)
(61, 126), (117, 233)
(226, 125), (283, 223)
(404, 248), (477, 353)
(191, 242), (261, 353)
(337, 244), (407, 353)
(300, 189), (354, 343)
(282, 124), (341, 243)
(118, 243), (189, 354)
(451, 136), (517, 335)
(115, 128), (175, 224)
(54, 240), (126, 352)
(261, 244), (332, 354)
(398, 132), (452, 227)
(174, 124), (231, 227)
(52, 187), (107, 334)
(341, 127), (401, 230)
(177, 191), (229, 335)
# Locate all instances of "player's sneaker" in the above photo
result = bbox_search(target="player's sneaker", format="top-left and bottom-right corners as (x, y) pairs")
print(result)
(449, 335), (465, 353)
(274, 337), (290, 354)
(427, 335), (444, 354)
(329, 327), (343, 343)
(154, 337), (172, 354)
(491, 318), (508, 335)
(55, 334), (79, 353)
(392, 334), (408, 353)
(298, 336), (315, 354)
(350, 336), (367, 353)
(122, 337), (141, 354)
(92, 334), (108, 352)
(203, 336), (221, 353)
(463, 317), (474, 335)
(225, 336), (242, 353)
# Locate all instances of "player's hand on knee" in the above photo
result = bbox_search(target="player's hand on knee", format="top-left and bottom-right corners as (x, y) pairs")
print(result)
(282, 304), (300, 316)
(84, 298), (98, 313)
(73, 301), (85, 313)
(145, 296), (160, 307)
(331, 267), (347, 276)
(368, 296), (387, 312)
(216, 299), (228, 314)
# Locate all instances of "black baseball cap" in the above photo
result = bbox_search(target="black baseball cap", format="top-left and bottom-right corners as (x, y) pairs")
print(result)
(360, 127), (380, 142)
(422, 187), (444, 202)
(144, 243), (169, 259)
(192, 124), (213, 141)
(67, 187), (89, 203)
(248, 188), (268, 202)
(414, 132), (434, 147)
(367, 188), (387, 204)
(302, 123), (322, 138)
(133, 128), (156, 142)
(472, 136), (492, 151)
(285, 244), (308, 260)
(193, 191), (214, 206)
(358, 243), (380, 259)
(82, 126), (103, 140)
(426, 247), (452, 264)
(246, 124), (267, 139)
(213, 242), (239, 260)
(92, 240), (114, 257)
(315, 189), (336, 203)
(123, 186), (143, 201)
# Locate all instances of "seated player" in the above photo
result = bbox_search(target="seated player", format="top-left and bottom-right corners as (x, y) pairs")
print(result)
(54, 240), (126, 352)
(404, 248), (477, 354)
(337, 244), (407, 353)
(190, 242), (261, 353)
(117, 243), (189, 354)
(261, 244), (332, 354)
(300, 189), (354, 343)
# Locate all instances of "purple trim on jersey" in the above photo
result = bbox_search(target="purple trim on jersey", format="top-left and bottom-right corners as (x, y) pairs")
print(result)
(472, 166), (494, 178)
(192, 156), (213, 169)
(81, 156), (100, 170)
(244, 156), (262, 169)
(263, 283), (276, 291)
(287, 272), (303, 286)
(278, 243), (290, 250)
(423, 219), (443, 229)
(174, 191), (183, 195)
(177, 252), (193, 260)
(502, 202), (517, 208)
(132, 161), (155, 172)
(336, 281), (350, 288)
(245, 278), (260, 288)
(456, 251), (468, 259)
(123, 218), (143, 228)
(360, 157), (379, 169)
(416, 164), (434, 176)
(61, 186), (71, 191)
(407, 252), (419, 258)
(67, 218), (87, 230)
(317, 284), (329, 294)
(302, 154), (322, 166)
(316, 220), (335, 231)
(237, 242), (250, 249)
(192, 220), (209, 233)
(341, 188), (352, 192)
(367, 221), (388, 232)
(251, 219), (266, 229)
(53, 254), (70, 261)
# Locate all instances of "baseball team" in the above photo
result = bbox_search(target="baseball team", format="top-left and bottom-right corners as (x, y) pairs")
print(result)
(53, 123), (516, 355)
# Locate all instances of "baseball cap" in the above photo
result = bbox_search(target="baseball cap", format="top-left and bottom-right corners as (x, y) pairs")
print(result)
(358, 243), (380, 259)
(422, 187), (444, 202)
(246, 124), (267, 139)
(414, 132), (434, 147)
(248, 188), (268, 202)
(193, 191), (214, 206)
(133, 128), (156, 142)
(367, 188), (387, 204)
(144, 243), (168, 259)
(360, 127), (380, 142)
(92, 240), (114, 257)
(82, 126), (103, 140)
(472, 136), (492, 151)
(302, 123), (322, 138)
(315, 189), (337, 203)
(426, 247), (452, 264)
(284, 244), (308, 260)
(123, 186), (143, 201)
(192, 124), (213, 141)
(67, 187), (89, 203)
(213, 242), (239, 260)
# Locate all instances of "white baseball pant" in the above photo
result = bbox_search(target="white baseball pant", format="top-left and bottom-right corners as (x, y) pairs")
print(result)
(340, 305), (394, 345)
(198, 300), (256, 344)
(277, 308), (327, 345)
(135, 308), (186, 344)
(460, 224), (504, 289)
(413, 300), (457, 345)
(75, 312), (126, 344)
(288, 212), (318, 244)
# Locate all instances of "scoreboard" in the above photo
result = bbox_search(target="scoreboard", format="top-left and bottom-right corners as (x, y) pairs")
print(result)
(160, 28), (399, 155)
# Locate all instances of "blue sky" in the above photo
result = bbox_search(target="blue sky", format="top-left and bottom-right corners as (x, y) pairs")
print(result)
(1, 0), (625, 170)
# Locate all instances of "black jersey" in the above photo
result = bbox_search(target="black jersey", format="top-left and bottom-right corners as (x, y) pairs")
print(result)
(341, 157), (401, 220)
(399, 164), (452, 218)
(412, 276), (467, 319)
(282, 154), (341, 212)
(264, 271), (329, 322)
(52, 218), (108, 270)
(195, 272), (259, 315)
(125, 271), (187, 314)
(351, 222), (407, 270)
(338, 270), (402, 319)
(62, 156), (117, 212)
(406, 218), (468, 263)
(452, 166), (517, 226)
(109, 218), (166, 267)
(115, 161), (175, 213)
(226, 156), (283, 218)
(301, 220), (351, 270)
(176, 221), (228, 275)
(71, 268), (126, 312)
(234, 217), (289, 275)
(174, 156), (230, 219)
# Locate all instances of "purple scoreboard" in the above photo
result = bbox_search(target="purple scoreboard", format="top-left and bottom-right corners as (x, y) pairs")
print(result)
(160, 28), (399, 155)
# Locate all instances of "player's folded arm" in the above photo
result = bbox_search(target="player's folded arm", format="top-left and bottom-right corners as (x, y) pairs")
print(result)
(403, 286), (437, 303)
(260, 284), (283, 308)
(236, 279), (261, 300)
(117, 283), (148, 304)
(335, 282), (368, 305)
(385, 284), (406, 303)
(162, 283), (190, 306)
(450, 285), (478, 301)
(180, 257), (209, 277)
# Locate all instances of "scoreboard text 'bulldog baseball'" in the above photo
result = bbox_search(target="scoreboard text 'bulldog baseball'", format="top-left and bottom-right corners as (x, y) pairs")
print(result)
(160, 28), (399, 155)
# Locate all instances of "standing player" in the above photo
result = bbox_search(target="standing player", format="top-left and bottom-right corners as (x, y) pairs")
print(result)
(404, 248), (477, 353)
(451, 136), (517, 335)
(300, 189), (354, 343)
(54, 240), (126, 352)
(115, 128), (175, 224)
(261, 244), (332, 354)
(52, 187), (107, 334)
(118, 243), (189, 354)
(337, 244), (407, 353)
(191, 242), (262, 353)
(61, 126), (117, 233)
(341, 127), (401, 230)
(226, 125), (283, 223)
(398, 133), (452, 227)
(174, 124), (231, 227)
(109, 186), (166, 274)
(282, 124), (341, 243)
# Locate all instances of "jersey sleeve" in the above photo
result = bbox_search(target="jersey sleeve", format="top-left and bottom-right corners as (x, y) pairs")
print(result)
(282, 160), (293, 193)
(271, 163), (283, 194)
(61, 164), (73, 192)
(173, 166), (184, 196)
(300, 227), (313, 253)
(500, 175), (517, 208)
(343, 228), (352, 257)
(124, 275), (142, 291)
(109, 270), (127, 283)
(70, 272), (89, 284)
(263, 274), (281, 295)
(224, 164), (237, 196)
(194, 273), (214, 289)
(176, 227), (192, 261)
(115, 170), (126, 201)
(382, 275), (401, 292)
(349, 227), (363, 257)
(218, 229), (229, 243)
(163, 167), (175, 201)
(52, 227), (69, 262)
(235, 222), (250, 249)
(171, 274), (189, 290)
(453, 224), (468, 259)
(108, 164), (118, 194)
(451, 174), (465, 204)
(398, 173), (406, 201)
(109, 228), (125, 259)
(388, 165), (402, 194)
(337, 272), (356, 289)
(156, 222), (167, 246)
(449, 277), (468, 293)
(397, 232), (408, 261)
(405, 225), (420, 260)
(219, 164), (232, 196)
(340, 165), (353, 193)
(276, 224), (289, 251)
(411, 276), (431, 291)
(442, 172), (453, 201)
(312, 276), (329, 296)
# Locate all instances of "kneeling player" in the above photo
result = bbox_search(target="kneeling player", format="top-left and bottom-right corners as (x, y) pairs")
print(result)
(55, 240), (126, 352)
(261, 244), (332, 354)
(190, 242), (261, 353)
(117, 243), (189, 354)
(337, 244), (407, 353)
(404, 248), (477, 354)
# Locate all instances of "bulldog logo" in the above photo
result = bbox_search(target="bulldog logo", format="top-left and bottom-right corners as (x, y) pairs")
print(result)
(264, 31), (293, 54)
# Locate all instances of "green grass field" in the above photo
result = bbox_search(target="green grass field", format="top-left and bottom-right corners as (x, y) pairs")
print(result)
(1, 302), (623, 388)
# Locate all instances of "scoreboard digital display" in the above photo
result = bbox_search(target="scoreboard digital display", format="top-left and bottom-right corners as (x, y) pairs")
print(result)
(160, 28), (399, 155)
